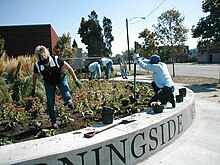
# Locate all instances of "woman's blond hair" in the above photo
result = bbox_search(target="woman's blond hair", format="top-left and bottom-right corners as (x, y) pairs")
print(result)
(35, 45), (50, 61)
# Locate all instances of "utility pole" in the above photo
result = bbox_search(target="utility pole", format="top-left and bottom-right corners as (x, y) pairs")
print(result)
(126, 18), (131, 70)
(219, 50), (220, 84)
(134, 41), (138, 99)
(126, 17), (145, 71)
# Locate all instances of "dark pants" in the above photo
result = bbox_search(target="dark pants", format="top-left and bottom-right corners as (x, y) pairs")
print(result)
(148, 81), (175, 107)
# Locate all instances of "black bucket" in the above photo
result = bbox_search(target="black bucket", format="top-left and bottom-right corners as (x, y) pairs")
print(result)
(153, 105), (164, 114)
(179, 88), (186, 97)
(102, 107), (114, 124)
(176, 95), (183, 103)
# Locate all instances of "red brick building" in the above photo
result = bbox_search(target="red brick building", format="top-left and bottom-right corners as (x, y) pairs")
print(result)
(0, 24), (58, 57)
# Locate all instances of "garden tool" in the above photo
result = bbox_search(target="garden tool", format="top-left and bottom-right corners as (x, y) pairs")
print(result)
(84, 119), (136, 138)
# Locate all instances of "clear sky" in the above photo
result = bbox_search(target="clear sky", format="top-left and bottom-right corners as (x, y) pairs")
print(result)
(0, 0), (206, 56)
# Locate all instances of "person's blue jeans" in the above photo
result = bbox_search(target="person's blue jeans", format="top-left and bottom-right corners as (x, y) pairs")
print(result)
(121, 68), (127, 78)
(44, 75), (72, 122)
(91, 64), (101, 79)
(105, 61), (113, 79)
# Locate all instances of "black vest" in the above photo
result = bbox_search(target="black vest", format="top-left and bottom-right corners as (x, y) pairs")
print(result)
(35, 56), (66, 85)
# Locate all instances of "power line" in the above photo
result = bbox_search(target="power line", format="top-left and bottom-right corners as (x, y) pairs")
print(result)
(144, 0), (166, 19)
(128, 0), (166, 26)
(127, 0), (145, 18)
(114, 26), (126, 40)
(114, 0), (144, 40)
(114, 0), (166, 47)
(142, 0), (166, 29)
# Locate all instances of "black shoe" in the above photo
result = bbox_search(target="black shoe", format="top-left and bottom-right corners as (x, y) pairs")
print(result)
(68, 103), (74, 110)
(168, 94), (176, 108)
(153, 104), (164, 114)
(172, 100), (176, 108)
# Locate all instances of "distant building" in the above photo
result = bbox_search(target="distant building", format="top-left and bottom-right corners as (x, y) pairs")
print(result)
(0, 24), (58, 57)
(197, 47), (220, 63)
(189, 49), (198, 60)
(176, 46), (189, 63)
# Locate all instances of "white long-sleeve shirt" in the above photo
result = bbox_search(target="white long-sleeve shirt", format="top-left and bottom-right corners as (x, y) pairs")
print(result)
(101, 58), (112, 67)
(88, 62), (100, 72)
(137, 58), (174, 88)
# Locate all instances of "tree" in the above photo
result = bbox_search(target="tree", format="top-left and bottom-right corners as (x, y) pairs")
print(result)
(55, 33), (76, 58)
(192, 0), (220, 48)
(154, 9), (188, 47)
(111, 54), (122, 64)
(122, 48), (135, 63)
(72, 39), (78, 48)
(138, 28), (159, 58)
(103, 17), (114, 56)
(154, 8), (188, 76)
(78, 10), (105, 56)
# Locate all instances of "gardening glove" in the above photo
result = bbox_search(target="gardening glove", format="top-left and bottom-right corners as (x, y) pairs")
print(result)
(133, 53), (140, 64)
(75, 79), (82, 89)
(30, 89), (35, 97)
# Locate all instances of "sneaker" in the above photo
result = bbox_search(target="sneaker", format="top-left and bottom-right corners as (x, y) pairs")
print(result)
(51, 122), (58, 129)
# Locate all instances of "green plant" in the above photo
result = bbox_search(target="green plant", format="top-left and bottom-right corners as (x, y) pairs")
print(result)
(0, 136), (14, 146)
(0, 103), (26, 130)
(0, 77), (12, 104)
(35, 129), (56, 138)
(18, 97), (46, 119)
(60, 114), (75, 126)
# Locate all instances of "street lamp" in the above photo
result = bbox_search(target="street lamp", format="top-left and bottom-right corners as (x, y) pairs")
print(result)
(126, 17), (145, 70)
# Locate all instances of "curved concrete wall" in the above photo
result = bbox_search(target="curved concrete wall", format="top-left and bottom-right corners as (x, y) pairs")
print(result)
(0, 86), (195, 165)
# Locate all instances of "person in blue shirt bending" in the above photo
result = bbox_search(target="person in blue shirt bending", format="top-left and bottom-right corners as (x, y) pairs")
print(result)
(88, 61), (101, 79)
(99, 58), (113, 79)
(134, 54), (176, 108)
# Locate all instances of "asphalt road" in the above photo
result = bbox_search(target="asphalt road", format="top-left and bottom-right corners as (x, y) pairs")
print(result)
(167, 63), (220, 79)
(113, 63), (220, 79)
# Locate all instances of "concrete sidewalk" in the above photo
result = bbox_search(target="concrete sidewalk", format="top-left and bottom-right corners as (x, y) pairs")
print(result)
(137, 98), (220, 165)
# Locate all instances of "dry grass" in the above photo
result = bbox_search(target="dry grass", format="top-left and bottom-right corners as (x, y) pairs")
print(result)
(0, 56), (4, 76)
(0, 55), (36, 79)
(172, 75), (219, 86)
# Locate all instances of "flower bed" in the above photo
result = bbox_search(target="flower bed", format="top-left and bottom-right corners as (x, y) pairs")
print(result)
(0, 80), (154, 146)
